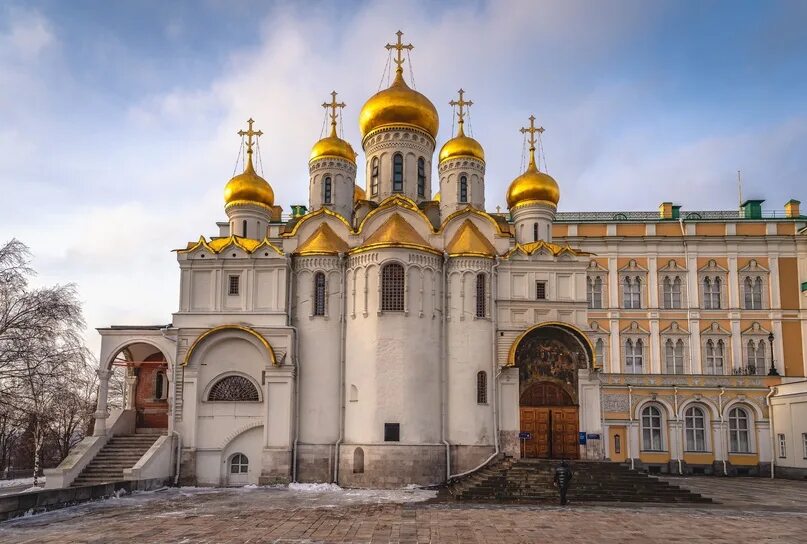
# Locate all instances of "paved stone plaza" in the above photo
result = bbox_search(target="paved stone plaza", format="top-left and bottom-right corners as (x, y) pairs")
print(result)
(1, 478), (806, 543)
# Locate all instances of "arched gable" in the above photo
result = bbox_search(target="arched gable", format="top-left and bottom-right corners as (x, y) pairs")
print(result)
(184, 325), (277, 366)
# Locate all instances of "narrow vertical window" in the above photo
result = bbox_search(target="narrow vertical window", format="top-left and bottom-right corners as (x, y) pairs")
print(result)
(476, 371), (487, 404)
(641, 405), (663, 451)
(323, 176), (332, 204)
(593, 277), (602, 308)
(417, 157), (426, 197)
(703, 277), (712, 309)
(371, 157), (379, 195)
(674, 339), (685, 374)
(533, 222), (539, 242)
(392, 153), (404, 192)
(535, 281), (546, 300)
(752, 277), (763, 309)
(242, 220), (248, 238)
(685, 406), (706, 451)
(381, 263), (405, 311)
(728, 407), (750, 453)
(744, 277), (753, 309)
(715, 339), (725, 374)
(595, 339), (605, 368)
(713, 277), (722, 308)
(313, 272), (326, 316)
(778, 434), (787, 458)
(705, 339), (716, 374)
(672, 276), (682, 308)
(623, 277), (632, 308)
(663, 277), (672, 308)
(475, 273), (486, 318)
(587, 277), (593, 307)
(625, 339), (643, 373)
(459, 175), (468, 203)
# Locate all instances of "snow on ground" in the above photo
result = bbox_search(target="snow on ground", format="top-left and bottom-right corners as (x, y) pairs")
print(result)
(0, 477), (41, 489)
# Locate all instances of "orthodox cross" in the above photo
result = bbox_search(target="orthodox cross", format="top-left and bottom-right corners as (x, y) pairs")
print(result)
(449, 88), (473, 132)
(386, 30), (414, 72)
(322, 90), (346, 133)
(519, 115), (544, 152)
(238, 118), (263, 156)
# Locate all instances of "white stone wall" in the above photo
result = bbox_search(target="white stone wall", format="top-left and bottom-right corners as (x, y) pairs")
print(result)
(308, 157), (356, 220)
(362, 127), (434, 203)
(438, 157), (485, 216)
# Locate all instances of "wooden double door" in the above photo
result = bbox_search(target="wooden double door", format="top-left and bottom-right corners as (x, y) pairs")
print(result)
(520, 406), (579, 459)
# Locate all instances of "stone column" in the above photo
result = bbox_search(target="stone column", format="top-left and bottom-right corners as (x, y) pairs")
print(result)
(93, 368), (111, 437)
(125, 372), (137, 410)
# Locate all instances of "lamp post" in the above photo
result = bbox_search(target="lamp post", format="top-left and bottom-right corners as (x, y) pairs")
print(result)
(767, 332), (779, 376)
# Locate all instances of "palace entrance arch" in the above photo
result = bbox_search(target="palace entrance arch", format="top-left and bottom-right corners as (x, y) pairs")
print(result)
(512, 323), (593, 459)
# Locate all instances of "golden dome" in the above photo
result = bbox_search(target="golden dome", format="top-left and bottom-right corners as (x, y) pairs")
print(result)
(506, 151), (559, 208)
(224, 154), (274, 208)
(439, 124), (484, 163)
(359, 69), (439, 139)
(310, 128), (356, 164)
(354, 184), (366, 201)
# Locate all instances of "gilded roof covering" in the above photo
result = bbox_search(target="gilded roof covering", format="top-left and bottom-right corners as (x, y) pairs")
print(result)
(177, 235), (282, 255)
(445, 220), (497, 257)
(295, 223), (349, 256)
(351, 213), (437, 254)
(504, 240), (585, 259)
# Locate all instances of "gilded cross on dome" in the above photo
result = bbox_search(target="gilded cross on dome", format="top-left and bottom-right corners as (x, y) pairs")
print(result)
(385, 30), (413, 72)
(238, 118), (263, 156)
(449, 88), (473, 132)
(520, 115), (544, 152)
(322, 90), (346, 132)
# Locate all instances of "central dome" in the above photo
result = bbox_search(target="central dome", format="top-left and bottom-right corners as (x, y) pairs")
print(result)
(224, 155), (274, 208)
(439, 123), (484, 163)
(310, 130), (356, 164)
(506, 154), (559, 208)
(359, 70), (439, 139)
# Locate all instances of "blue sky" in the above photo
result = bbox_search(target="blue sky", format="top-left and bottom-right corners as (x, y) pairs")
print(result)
(1, 0), (805, 349)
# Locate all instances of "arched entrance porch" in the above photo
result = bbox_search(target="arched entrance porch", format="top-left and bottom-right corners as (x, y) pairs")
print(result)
(107, 341), (171, 431)
(512, 323), (593, 459)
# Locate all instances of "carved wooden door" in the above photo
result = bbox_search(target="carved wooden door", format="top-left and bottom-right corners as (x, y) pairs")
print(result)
(552, 407), (579, 459)
(520, 407), (550, 458)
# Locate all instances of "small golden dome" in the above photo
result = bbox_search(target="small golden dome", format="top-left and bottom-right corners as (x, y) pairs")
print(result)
(359, 69), (439, 139)
(434, 191), (441, 202)
(224, 154), (274, 207)
(354, 184), (366, 201)
(439, 124), (484, 163)
(506, 151), (559, 208)
(310, 124), (356, 164)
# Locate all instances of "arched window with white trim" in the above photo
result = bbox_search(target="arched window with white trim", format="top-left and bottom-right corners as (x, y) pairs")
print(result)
(704, 339), (725, 375)
(623, 277), (641, 309)
(703, 276), (721, 309)
(625, 338), (643, 373)
(587, 276), (603, 309)
(684, 406), (707, 452)
(664, 339), (684, 374)
(207, 375), (260, 402)
(381, 263), (405, 312)
(230, 453), (249, 474)
(747, 339), (766, 374)
(728, 407), (751, 453)
(641, 405), (663, 451)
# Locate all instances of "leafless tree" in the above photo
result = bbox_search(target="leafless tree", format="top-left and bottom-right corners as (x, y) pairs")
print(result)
(0, 239), (91, 483)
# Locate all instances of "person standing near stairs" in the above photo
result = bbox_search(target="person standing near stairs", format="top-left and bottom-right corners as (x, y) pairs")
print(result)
(554, 460), (573, 505)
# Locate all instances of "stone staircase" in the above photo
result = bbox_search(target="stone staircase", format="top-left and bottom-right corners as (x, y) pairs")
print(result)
(71, 434), (162, 487)
(449, 457), (712, 504)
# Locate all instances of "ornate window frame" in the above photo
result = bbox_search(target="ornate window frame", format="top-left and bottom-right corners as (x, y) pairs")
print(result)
(586, 260), (608, 309)
(588, 321), (609, 371)
(698, 259), (727, 310)
(701, 322), (730, 375)
(660, 321), (689, 374)
(740, 321), (770, 375)
(682, 403), (710, 452)
(618, 260), (646, 310)
(657, 259), (687, 309)
(621, 320), (649, 374)
(739, 259), (769, 310)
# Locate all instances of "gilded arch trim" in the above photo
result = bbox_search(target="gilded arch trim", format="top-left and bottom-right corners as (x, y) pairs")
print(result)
(183, 325), (277, 366)
(507, 321), (596, 367)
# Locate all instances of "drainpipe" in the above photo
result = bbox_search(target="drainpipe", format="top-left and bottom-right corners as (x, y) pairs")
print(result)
(332, 253), (348, 484)
(766, 386), (777, 479)
(718, 387), (728, 476)
(441, 252), (451, 482)
(628, 385), (635, 470)
(286, 255), (301, 483)
(172, 430), (182, 486)
(674, 386), (682, 474)
(449, 256), (501, 479)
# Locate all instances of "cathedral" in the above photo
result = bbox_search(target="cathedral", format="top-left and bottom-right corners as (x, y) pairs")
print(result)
(50, 32), (807, 489)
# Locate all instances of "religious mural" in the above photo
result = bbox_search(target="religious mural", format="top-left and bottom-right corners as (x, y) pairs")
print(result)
(515, 326), (590, 389)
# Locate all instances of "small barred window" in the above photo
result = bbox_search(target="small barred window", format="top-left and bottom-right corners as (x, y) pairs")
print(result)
(536, 281), (546, 300)
(371, 157), (379, 195)
(324, 176), (332, 204)
(381, 263), (405, 312)
(392, 153), (404, 193)
(475, 273), (487, 317)
(207, 375), (259, 401)
(459, 175), (468, 203)
(313, 272), (326, 316)
(228, 275), (240, 296)
(477, 371), (487, 404)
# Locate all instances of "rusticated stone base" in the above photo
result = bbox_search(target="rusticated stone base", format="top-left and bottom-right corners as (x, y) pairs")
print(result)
(295, 443), (334, 483)
(178, 448), (197, 486)
(499, 430), (520, 458)
(258, 448), (292, 485)
(450, 445), (496, 475)
(338, 444), (446, 488)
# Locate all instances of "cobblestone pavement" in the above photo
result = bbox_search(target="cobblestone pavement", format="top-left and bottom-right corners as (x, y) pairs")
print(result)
(2, 479), (807, 543)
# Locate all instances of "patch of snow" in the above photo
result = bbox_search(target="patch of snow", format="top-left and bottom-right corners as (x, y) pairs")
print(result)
(0, 477), (42, 489)
(288, 482), (342, 492)
(20, 486), (42, 493)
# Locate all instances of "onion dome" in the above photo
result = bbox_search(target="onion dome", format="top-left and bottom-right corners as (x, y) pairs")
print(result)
(439, 89), (484, 163)
(359, 68), (439, 139)
(354, 184), (366, 201)
(439, 123), (484, 163)
(506, 116), (559, 208)
(224, 152), (274, 208)
(311, 91), (356, 163)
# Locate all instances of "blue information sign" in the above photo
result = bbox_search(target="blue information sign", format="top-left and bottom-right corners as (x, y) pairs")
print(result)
(518, 431), (532, 440)
(586, 433), (601, 440)
(578, 432), (587, 445)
